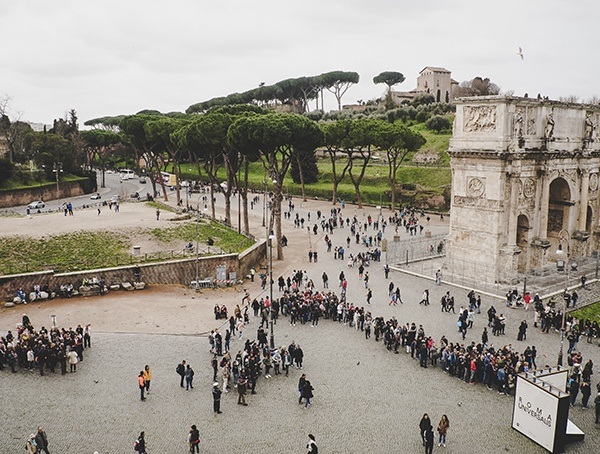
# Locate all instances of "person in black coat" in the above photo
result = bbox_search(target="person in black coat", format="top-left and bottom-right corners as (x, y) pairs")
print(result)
(419, 414), (432, 446)
(298, 373), (306, 404)
(425, 427), (434, 454)
(212, 383), (222, 414)
(34, 427), (50, 454)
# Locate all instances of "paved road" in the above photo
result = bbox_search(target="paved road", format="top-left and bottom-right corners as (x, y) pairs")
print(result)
(6, 171), (146, 215)
(1, 193), (599, 453)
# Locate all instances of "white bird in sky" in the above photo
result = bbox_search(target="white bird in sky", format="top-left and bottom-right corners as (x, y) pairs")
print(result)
(517, 47), (524, 60)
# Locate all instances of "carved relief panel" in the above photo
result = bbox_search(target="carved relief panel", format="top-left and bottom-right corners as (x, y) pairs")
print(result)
(589, 173), (598, 192)
(467, 177), (485, 198)
(463, 106), (497, 133)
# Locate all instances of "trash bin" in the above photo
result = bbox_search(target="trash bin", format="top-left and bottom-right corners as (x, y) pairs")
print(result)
(133, 246), (141, 256)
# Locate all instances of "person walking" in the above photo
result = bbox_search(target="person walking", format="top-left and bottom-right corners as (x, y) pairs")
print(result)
(143, 365), (152, 393)
(419, 414), (432, 446)
(302, 379), (314, 408)
(298, 373), (307, 404)
(25, 434), (37, 454)
(176, 360), (186, 388)
(156, 208), (160, 221)
(34, 427), (50, 454)
(185, 364), (195, 390)
(307, 433), (318, 453)
(134, 431), (146, 453)
(189, 425), (200, 453)
(595, 392), (600, 423)
(212, 382), (223, 414)
(138, 371), (146, 401)
(437, 414), (450, 447)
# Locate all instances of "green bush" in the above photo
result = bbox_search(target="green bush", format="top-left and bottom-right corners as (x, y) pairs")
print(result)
(416, 111), (430, 123)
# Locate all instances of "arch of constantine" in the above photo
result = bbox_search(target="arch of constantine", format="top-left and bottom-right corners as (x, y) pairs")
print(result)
(445, 96), (600, 284)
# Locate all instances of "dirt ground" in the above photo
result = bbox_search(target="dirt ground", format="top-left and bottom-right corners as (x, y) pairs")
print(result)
(0, 284), (246, 336)
(0, 202), (177, 239)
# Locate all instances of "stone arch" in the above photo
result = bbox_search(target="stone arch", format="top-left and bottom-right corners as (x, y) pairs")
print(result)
(547, 177), (572, 259)
(516, 214), (530, 273)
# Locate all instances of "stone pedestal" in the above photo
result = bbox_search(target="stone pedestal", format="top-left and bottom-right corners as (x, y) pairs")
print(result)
(497, 245), (521, 284)
(529, 237), (551, 270)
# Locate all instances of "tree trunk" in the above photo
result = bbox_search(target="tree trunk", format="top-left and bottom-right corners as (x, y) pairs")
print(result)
(273, 182), (284, 260)
(243, 158), (250, 234)
(296, 153), (307, 202)
(172, 157), (181, 207)
(388, 156), (396, 211)
(210, 184), (215, 219)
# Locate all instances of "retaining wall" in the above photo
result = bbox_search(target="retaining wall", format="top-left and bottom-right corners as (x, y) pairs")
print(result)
(0, 240), (267, 301)
(0, 180), (87, 209)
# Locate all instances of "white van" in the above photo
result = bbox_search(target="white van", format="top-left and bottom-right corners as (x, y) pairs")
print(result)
(120, 169), (135, 180)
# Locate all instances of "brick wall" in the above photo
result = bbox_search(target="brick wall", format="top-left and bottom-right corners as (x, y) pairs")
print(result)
(0, 241), (267, 301)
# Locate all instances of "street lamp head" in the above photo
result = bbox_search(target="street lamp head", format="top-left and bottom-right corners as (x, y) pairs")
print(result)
(556, 243), (563, 255)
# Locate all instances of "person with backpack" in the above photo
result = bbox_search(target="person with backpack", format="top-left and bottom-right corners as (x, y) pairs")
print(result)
(134, 431), (146, 453)
(25, 434), (37, 454)
(176, 360), (186, 388)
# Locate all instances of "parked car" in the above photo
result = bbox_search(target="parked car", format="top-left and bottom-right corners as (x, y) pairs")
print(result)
(90, 193), (102, 200)
(27, 201), (45, 209)
(139, 177), (147, 184)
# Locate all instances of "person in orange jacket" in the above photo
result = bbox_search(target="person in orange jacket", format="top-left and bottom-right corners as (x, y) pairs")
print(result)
(142, 365), (152, 393)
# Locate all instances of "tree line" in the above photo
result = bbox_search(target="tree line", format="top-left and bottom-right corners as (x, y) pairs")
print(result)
(79, 107), (426, 260)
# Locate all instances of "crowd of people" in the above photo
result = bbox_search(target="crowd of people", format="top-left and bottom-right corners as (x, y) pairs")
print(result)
(239, 254), (599, 424)
(0, 314), (91, 376)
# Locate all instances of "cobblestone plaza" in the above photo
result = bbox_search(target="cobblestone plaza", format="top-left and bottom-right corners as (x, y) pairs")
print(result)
(1, 197), (599, 453)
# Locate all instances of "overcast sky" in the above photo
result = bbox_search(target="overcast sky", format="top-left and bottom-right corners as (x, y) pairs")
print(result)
(1, 0), (598, 125)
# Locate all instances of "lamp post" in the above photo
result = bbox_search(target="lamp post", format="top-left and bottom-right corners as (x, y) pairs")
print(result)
(268, 233), (275, 349)
(238, 165), (242, 234)
(262, 177), (267, 227)
(555, 229), (570, 367)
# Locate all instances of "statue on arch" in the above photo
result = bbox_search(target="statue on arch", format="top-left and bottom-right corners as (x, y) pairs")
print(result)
(585, 112), (595, 141)
(544, 113), (555, 140)
(514, 108), (524, 137)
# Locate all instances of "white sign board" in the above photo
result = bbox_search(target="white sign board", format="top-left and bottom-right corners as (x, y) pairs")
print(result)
(512, 377), (559, 452)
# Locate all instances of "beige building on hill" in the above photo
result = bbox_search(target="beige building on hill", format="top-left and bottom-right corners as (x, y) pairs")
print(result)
(416, 67), (458, 103)
(389, 66), (458, 105)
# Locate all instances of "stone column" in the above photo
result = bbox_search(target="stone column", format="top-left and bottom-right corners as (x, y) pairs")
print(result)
(538, 174), (550, 239)
(578, 170), (590, 231)
(507, 173), (520, 245)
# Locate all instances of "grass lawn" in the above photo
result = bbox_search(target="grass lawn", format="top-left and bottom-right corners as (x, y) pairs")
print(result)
(0, 219), (254, 275)
(571, 301), (600, 324)
(178, 147), (451, 208)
